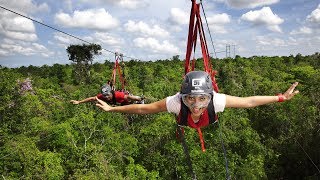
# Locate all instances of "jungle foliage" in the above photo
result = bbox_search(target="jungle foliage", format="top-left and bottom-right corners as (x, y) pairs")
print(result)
(0, 52), (319, 179)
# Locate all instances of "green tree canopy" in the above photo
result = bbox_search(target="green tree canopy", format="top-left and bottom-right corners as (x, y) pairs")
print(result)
(66, 43), (102, 84)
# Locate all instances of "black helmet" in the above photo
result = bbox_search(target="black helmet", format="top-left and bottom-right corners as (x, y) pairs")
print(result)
(101, 84), (112, 96)
(181, 71), (213, 94)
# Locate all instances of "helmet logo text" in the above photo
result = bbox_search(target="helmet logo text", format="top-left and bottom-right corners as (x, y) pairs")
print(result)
(192, 79), (203, 87)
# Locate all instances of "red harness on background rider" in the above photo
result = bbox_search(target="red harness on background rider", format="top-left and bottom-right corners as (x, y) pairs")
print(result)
(111, 52), (126, 91)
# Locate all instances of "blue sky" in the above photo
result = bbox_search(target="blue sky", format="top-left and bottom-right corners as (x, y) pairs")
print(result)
(0, 0), (319, 68)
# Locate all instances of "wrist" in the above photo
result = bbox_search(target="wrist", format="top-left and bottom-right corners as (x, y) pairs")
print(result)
(277, 94), (285, 102)
(107, 106), (114, 112)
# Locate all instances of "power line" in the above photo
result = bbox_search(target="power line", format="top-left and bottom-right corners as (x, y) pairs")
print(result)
(210, 44), (236, 58)
(200, 1), (217, 59)
(295, 138), (320, 174)
(0, 5), (141, 61)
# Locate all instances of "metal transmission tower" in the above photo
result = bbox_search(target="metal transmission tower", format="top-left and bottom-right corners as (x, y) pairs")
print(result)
(210, 44), (236, 59)
(225, 44), (236, 58)
(226, 44), (231, 58)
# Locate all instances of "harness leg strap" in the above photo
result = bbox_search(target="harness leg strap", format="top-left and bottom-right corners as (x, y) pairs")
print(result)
(196, 128), (206, 152)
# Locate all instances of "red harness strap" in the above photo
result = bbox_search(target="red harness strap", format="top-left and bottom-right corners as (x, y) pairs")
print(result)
(111, 53), (126, 91)
(197, 128), (205, 152)
(177, 106), (214, 152)
(184, 1), (219, 92)
(181, 0), (220, 152)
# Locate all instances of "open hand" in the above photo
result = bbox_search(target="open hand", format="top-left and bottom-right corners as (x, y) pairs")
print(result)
(95, 97), (112, 112)
(282, 82), (299, 101)
(70, 100), (80, 104)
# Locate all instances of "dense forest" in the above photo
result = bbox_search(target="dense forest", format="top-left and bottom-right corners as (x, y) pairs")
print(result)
(1, 52), (319, 179)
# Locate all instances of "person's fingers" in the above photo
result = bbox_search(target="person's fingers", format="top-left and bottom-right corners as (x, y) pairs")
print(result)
(286, 90), (299, 100)
(290, 82), (298, 92)
(95, 97), (104, 104)
(285, 82), (299, 94)
(96, 103), (103, 108)
(290, 90), (300, 98)
(95, 97), (110, 110)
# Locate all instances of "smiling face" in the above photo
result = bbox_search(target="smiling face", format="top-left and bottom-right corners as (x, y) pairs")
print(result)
(182, 93), (211, 116)
(189, 106), (207, 116)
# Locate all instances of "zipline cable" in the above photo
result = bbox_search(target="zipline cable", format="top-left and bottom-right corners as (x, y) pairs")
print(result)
(198, 1), (231, 178)
(216, 121), (231, 180)
(295, 138), (320, 174)
(200, 0), (217, 59)
(0, 5), (141, 61)
(177, 125), (197, 180)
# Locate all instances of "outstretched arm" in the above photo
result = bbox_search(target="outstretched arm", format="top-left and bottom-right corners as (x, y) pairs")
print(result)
(226, 82), (299, 108)
(70, 96), (96, 105)
(125, 94), (142, 101)
(96, 97), (167, 114)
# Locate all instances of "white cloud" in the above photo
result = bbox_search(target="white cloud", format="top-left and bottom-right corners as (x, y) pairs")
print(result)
(290, 26), (313, 35)
(53, 32), (123, 50)
(0, 40), (52, 57)
(54, 8), (119, 31)
(288, 37), (298, 46)
(169, 8), (189, 25)
(124, 20), (170, 38)
(32, 43), (54, 57)
(0, 0), (48, 59)
(207, 13), (231, 34)
(0, 0), (49, 14)
(1, 0), (318, 67)
(256, 36), (287, 46)
(207, 13), (231, 24)
(0, 11), (37, 42)
(168, 9), (231, 33)
(93, 32), (124, 46)
(133, 37), (180, 54)
(52, 32), (91, 51)
(0, 49), (9, 56)
(170, 26), (183, 32)
(225, 0), (279, 9)
(2, 31), (37, 42)
(212, 0), (225, 3)
(32, 43), (48, 51)
(241, 7), (284, 32)
(209, 25), (228, 34)
(307, 4), (320, 24)
(79, 0), (149, 9)
(53, 33), (76, 45)
(1, 15), (35, 33)
(214, 39), (237, 50)
(117, 0), (149, 9)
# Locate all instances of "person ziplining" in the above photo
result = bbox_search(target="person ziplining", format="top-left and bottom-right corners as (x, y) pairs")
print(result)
(70, 84), (143, 106)
(94, 0), (300, 179)
(70, 52), (144, 106)
(95, 71), (299, 175)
